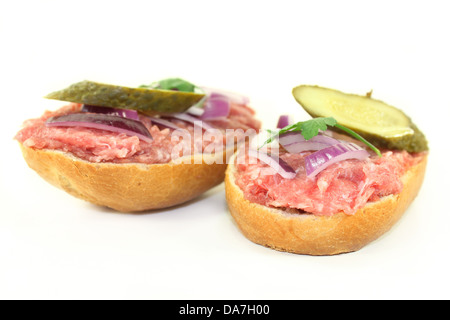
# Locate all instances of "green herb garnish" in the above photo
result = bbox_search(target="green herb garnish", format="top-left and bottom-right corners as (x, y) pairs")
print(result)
(261, 117), (382, 157)
(140, 78), (197, 92)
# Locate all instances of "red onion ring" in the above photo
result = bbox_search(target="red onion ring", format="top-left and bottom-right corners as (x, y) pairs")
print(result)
(148, 117), (180, 130)
(46, 113), (153, 143)
(81, 104), (139, 120)
(186, 92), (231, 120)
(305, 142), (370, 177)
(199, 93), (231, 120)
(278, 131), (340, 153)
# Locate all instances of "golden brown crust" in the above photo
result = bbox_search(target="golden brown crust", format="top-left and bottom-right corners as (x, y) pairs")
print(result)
(225, 153), (428, 255)
(19, 143), (232, 212)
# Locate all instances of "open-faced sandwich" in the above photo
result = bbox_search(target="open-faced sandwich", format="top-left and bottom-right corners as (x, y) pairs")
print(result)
(15, 78), (261, 212)
(225, 85), (428, 255)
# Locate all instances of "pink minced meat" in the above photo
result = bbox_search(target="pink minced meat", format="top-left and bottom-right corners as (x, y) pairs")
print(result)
(15, 103), (261, 164)
(234, 146), (424, 216)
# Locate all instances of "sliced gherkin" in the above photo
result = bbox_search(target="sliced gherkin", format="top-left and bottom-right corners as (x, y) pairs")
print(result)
(45, 80), (205, 115)
(292, 85), (428, 152)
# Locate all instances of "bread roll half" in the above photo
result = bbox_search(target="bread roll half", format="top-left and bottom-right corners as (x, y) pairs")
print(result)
(20, 143), (232, 212)
(225, 153), (428, 255)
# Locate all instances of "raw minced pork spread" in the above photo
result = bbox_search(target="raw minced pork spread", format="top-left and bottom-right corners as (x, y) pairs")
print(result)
(234, 143), (425, 216)
(16, 103), (261, 164)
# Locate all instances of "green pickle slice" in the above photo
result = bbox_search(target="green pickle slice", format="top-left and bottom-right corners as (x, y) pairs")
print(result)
(45, 80), (205, 115)
(292, 85), (428, 152)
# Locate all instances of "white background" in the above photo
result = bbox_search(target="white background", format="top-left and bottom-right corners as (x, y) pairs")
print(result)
(1, 0), (449, 299)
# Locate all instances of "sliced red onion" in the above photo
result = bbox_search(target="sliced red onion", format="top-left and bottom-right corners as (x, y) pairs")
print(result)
(277, 115), (293, 129)
(247, 149), (296, 179)
(278, 131), (340, 153)
(148, 117), (180, 130)
(168, 113), (215, 131)
(81, 104), (139, 120)
(305, 142), (370, 178)
(283, 141), (335, 154)
(199, 93), (230, 119)
(200, 86), (250, 105)
(186, 92), (231, 120)
(46, 113), (153, 143)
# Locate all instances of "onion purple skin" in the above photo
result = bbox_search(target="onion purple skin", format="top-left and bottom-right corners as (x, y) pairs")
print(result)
(186, 92), (231, 120)
(147, 117), (180, 130)
(81, 104), (140, 120)
(199, 93), (230, 120)
(305, 142), (370, 177)
(46, 113), (153, 143)
(277, 115), (293, 129)
(278, 132), (371, 178)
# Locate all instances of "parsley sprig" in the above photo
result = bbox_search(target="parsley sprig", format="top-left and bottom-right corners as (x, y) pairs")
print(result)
(140, 78), (198, 92)
(261, 117), (382, 157)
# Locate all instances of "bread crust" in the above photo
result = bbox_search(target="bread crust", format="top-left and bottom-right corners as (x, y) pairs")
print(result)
(20, 143), (232, 212)
(225, 153), (428, 255)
